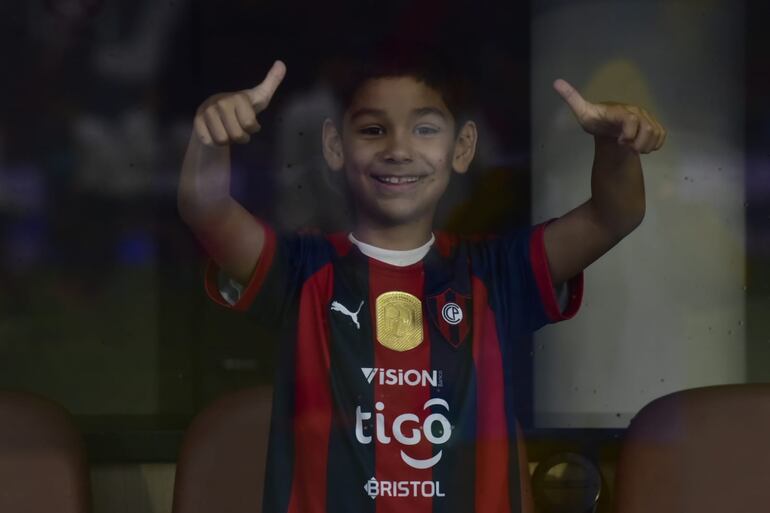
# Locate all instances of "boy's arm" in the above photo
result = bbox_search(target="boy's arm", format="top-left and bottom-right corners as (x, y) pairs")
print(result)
(543, 79), (667, 287)
(177, 60), (286, 286)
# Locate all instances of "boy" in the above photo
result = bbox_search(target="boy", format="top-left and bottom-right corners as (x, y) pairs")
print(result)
(178, 51), (665, 513)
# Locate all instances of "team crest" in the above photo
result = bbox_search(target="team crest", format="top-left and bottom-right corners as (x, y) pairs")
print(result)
(427, 289), (472, 348)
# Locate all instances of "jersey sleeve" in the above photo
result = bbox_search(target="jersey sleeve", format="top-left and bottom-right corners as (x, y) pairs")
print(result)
(484, 217), (584, 335)
(203, 220), (311, 325)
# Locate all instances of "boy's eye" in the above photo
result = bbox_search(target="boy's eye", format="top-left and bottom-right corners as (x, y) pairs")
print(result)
(359, 126), (384, 135)
(416, 126), (439, 135)
(358, 125), (440, 136)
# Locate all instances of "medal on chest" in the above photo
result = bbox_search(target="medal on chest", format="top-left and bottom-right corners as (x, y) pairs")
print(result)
(375, 291), (423, 351)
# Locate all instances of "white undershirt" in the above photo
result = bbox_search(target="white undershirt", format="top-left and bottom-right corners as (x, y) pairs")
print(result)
(348, 232), (435, 266)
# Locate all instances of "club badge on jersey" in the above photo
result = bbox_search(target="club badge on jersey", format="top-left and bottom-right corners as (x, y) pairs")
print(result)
(375, 291), (423, 351)
(426, 289), (472, 349)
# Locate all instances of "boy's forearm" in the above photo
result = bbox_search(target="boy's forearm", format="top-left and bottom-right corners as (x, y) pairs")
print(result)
(178, 62), (286, 285)
(177, 132), (234, 228)
(588, 135), (646, 238)
(177, 130), (265, 285)
(543, 80), (663, 284)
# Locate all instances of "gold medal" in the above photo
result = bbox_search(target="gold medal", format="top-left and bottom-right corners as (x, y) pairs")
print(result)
(375, 291), (423, 351)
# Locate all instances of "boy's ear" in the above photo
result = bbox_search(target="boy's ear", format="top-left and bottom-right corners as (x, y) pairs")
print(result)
(322, 118), (345, 172)
(452, 120), (478, 174)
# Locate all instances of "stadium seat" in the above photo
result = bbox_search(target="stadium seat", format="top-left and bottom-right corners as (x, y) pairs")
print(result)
(172, 386), (535, 513)
(613, 384), (770, 513)
(0, 390), (91, 513)
(172, 386), (272, 513)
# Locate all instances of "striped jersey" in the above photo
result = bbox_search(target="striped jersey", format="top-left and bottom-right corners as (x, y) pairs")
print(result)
(205, 218), (583, 513)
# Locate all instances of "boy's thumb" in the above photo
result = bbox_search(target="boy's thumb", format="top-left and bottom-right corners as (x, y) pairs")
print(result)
(247, 60), (287, 108)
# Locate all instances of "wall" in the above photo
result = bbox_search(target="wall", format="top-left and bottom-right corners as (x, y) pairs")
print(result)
(531, 0), (747, 427)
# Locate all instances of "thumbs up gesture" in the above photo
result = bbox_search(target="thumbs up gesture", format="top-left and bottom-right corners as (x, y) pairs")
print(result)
(194, 60), (287, 146)
(553, 78), (667, 154)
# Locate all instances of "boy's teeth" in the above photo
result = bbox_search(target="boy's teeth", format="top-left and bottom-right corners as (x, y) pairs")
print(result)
(377, 176), (419, 184)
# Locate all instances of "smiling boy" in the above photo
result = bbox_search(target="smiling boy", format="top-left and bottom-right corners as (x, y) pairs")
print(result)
(178, 49), (665, 513)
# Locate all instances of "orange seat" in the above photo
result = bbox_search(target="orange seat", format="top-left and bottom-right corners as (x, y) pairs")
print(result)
(172, 386), (534, 513)
(172, 386), (272, 513)
(613, 384), (770, 513)
(0, 391), (91, 513)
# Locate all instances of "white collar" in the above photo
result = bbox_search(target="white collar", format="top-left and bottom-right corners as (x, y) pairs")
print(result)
(348, 232), (435, 266)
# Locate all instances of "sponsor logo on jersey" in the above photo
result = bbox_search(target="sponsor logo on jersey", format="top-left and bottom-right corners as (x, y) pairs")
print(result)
(364, 477), (446, 499)
(330, 300), (364, 329)
(360, 367), (441, 387)
(355, 398), (452, 469)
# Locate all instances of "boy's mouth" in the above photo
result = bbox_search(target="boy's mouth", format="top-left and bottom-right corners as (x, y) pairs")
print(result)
(372, 175), (423, 185)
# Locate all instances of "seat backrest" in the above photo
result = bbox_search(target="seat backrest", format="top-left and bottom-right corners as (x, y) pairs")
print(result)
(173, 386), (535, 513)
(172, 386), (272, 513)
(0, 391), (91, 513)
(613, 384), (770, 513)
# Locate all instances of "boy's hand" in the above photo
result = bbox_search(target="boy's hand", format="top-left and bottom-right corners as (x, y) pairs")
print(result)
(194, 60), (287, 146)
(553, 78), (666, 154)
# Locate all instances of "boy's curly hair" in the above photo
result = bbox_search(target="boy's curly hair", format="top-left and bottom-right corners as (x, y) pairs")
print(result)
(324, 41), (474, 136)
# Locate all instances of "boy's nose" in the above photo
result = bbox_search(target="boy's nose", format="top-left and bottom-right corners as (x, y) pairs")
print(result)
(382, 134), (413, 163)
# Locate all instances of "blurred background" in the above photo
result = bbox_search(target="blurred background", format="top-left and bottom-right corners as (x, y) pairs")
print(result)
(0, 0), (768, 511)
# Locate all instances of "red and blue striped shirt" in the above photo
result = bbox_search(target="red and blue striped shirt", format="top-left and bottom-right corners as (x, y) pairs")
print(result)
(205, 218), (583, 513)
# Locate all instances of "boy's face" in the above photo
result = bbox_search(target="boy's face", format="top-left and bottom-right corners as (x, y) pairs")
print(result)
(322, 76), (477, 229)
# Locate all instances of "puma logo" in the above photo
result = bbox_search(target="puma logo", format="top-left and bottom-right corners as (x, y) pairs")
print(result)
(330, 300), (365, 330)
